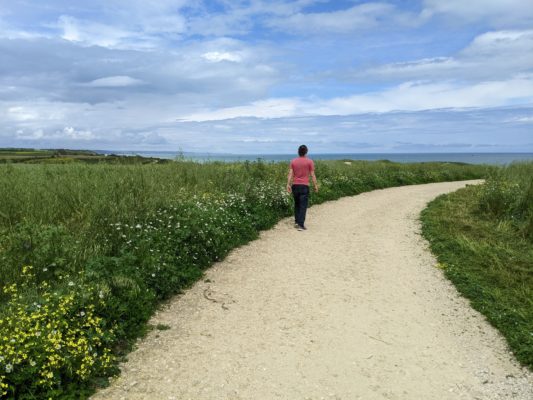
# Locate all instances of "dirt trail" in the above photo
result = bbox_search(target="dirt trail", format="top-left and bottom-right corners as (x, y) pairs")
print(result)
(93, 181), (532, 400)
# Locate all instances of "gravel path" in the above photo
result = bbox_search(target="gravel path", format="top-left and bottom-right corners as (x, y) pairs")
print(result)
(93, 181), (532, 400)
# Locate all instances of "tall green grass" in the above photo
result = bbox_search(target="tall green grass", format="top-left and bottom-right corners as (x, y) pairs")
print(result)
(478, 162), (533, 240)
(0, 160), (487, 398)
(422, 162), (533, 369)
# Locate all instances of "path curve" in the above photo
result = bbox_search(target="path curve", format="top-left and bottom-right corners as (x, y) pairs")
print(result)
(94, 181), (532, 400)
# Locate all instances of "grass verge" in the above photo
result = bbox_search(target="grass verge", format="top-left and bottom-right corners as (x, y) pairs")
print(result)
(421, 162), (533, 369)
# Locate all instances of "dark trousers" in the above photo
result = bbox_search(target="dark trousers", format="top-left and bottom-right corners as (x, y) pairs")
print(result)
(292, 184), (309, 227)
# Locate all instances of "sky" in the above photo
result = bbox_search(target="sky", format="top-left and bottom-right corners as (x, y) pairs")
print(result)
(1, 0), (532, 154)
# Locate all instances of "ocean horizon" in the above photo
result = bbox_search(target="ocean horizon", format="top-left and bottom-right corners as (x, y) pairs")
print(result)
(97, 151), (533, 165)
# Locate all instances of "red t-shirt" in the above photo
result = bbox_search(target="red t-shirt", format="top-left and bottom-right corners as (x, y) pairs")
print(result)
(290, 157), (314, 185)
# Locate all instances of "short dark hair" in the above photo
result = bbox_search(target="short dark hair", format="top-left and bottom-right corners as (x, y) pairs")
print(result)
(298, 145), (308, 157)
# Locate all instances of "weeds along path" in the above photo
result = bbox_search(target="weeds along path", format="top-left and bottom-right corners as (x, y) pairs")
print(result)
(93, 180), (532, 400)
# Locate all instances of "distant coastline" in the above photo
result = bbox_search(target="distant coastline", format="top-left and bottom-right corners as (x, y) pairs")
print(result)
(2, 148), (533, 165)
(95, 150), (533, 165)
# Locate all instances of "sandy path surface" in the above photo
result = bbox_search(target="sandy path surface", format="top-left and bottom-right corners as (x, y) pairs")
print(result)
(93, 181), (532, 400)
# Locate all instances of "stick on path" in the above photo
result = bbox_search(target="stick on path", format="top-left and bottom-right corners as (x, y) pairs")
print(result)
(93, 181), (532, 400)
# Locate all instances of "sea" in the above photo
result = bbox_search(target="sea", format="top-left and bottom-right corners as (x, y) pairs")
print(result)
(98, 151), (533, 165)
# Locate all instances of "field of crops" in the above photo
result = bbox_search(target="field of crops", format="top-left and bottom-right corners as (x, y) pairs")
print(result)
(0, 160), (488, 398)
(422, 162), (533, 369)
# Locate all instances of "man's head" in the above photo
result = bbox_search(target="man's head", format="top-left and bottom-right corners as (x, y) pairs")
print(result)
(298, 145), (308, 157)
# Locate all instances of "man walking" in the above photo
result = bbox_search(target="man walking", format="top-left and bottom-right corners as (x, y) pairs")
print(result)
(286, 145), (318, 231)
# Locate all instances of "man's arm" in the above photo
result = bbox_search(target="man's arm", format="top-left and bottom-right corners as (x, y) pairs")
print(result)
(311, 171), (318, 192)
(286, 167), (293, 193)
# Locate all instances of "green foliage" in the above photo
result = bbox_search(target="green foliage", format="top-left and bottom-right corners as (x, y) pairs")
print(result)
(0, 267), (116, 399)
(421, 162), (533, 369)
(0, 160), (487, 398)
(478, 162), (533, 240)
(0, 148), (169, 164)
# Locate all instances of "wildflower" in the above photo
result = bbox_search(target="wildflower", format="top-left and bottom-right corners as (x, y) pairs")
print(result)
(80, 311), (86, 317)
(43, 267), (48, 272)
(68, 281), (75, 287)
(151, 273), (156, 277)
(30, 360), (36, 367)
(5, 364), (13, 373)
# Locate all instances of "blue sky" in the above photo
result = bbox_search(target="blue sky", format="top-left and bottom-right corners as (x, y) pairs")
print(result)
(1, 0), (532, 153)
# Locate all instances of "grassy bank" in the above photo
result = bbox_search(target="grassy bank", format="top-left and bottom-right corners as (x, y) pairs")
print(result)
(421, 162), (533, 369)
(0, 148), (169, 164)
(0, 160), (487, 398)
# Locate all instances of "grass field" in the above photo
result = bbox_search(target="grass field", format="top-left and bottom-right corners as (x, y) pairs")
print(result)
(0, 159), (488, 398)
(422, 162), (533, 369)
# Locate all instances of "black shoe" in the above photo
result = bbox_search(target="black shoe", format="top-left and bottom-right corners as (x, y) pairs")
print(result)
(297, 225), (307, 231)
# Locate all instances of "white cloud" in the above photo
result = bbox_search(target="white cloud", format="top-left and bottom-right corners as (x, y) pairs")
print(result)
(61, 126), (94, 140)
(0, 37), (279, 106)
(7, 106), (39, 121)
(57, 15), (134, 48)
(85, 76), (145, 87)
(186, 0), (319, 36)
(202, 51), (243, 63)
(180, 75), (533, 121)
(268, 3), (419, 34)
(15, 129), (45, 140)
(352, 30), (533, 82)
(3, 96), (533, 153)
(309, 77), (533, 115)
(508, 115), (533, 123)
(181, 98), (299, 121)
(423, 0), (533, 26)
(463, 29), (533, 57)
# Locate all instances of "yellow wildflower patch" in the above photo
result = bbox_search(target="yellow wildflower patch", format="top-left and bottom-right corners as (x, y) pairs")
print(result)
(0, 266), (115, 398)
